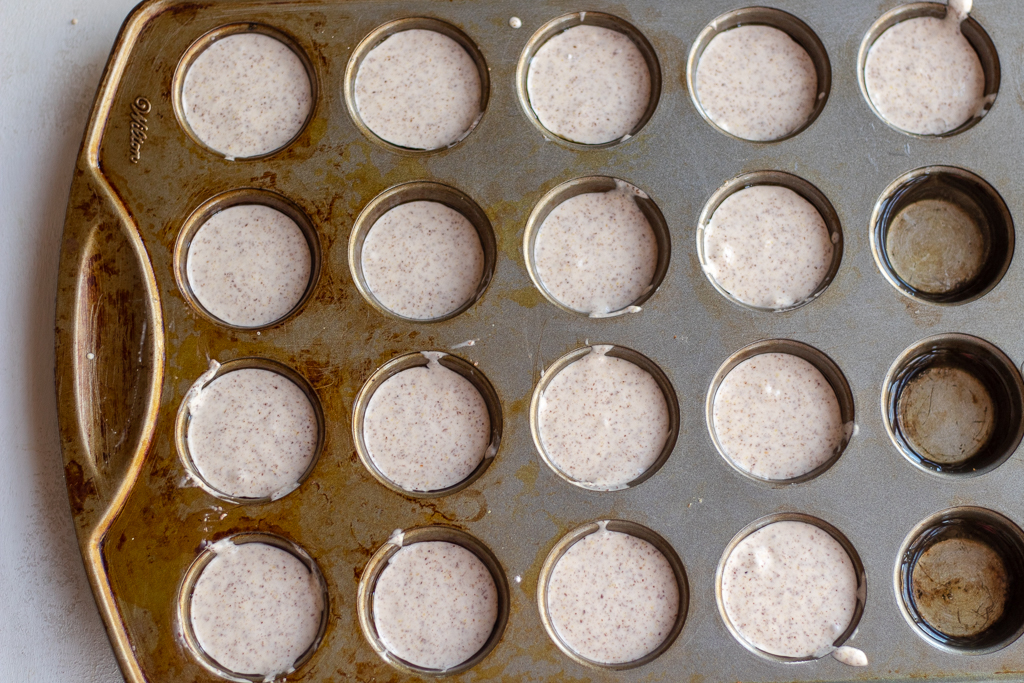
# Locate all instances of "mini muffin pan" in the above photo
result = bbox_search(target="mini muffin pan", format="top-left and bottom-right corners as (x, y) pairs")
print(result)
(55, 0), (1024, 681)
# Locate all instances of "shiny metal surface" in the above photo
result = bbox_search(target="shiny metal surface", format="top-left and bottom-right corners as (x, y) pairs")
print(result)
(55, 0), (1024, 680)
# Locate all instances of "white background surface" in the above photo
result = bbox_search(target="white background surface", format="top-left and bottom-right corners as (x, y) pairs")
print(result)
(1, 1), (137, 680)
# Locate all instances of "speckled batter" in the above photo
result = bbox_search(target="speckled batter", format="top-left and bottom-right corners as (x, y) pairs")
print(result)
(833, 645), (869, 666)
(703, 185), (833, 309)
(721, 521), (858, 659)
(538, 346), (669, 489)
(354, 29), (482, 150)
(190, 541), (323, 677)
(187, 204), (311, 327)
(527, 24), (651, 144)
(361, 200), (484, 320)
(534, 182), (658, 314)
(547, 527), (679, 664)
(864, 1), (985, 135)
(363, 354), (491, 492)
(695, 25), (818, 141)
(373, 541), (498, 670)
(713, 353), (845, 481)
(187, 368), (317, 499)
(182, 33), (311, 158)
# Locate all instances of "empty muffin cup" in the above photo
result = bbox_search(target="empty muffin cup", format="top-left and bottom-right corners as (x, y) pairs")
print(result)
(870, 166), (1013, 304)
(687, 7), (831, 142)
(707, 339), (854, 484)
(174, 189), (321, 329)
(530, 345), (679, 490)
(537, 520), (687, 669)
(883, 334), (1024, 476)
(858, 2), (999, 137)
(349, 182), (496, 322)
(697, 171), (843, 311)
(175, 357), (324, 504)
(351, 351), (502, 497)
(357, 526), (510, 675)
(178, 533), (329, 682)
(173, 24), (316, 160)
(716, 513), (867, 662)
(517, 12), (661, 148)
(344, 18), (488, 152)
(895, 506), (1024, 654)
(523, 176), (670, 316)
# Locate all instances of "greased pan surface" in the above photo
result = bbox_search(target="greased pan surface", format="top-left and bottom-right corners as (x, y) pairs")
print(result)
(55, 0), (1024, 681)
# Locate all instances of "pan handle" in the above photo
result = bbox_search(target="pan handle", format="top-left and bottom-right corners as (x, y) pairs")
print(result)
(56, 155), (165, 542)
(54, 2), (172, 682)
(55, 157), (165, 683)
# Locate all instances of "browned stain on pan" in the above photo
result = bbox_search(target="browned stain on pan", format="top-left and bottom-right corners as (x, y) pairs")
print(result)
(56, 0), (1024, 682)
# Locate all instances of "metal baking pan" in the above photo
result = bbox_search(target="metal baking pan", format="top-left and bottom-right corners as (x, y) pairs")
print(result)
(55, 0), (1024, 680)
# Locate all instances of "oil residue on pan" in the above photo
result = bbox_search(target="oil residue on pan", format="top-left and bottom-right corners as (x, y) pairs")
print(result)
(56, 1), (1024, 682)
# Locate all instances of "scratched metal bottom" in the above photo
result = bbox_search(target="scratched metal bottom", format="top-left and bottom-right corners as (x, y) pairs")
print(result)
(55, 0), (1024, 681)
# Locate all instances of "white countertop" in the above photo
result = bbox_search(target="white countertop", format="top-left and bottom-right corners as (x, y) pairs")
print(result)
(1, 1), (138, 680)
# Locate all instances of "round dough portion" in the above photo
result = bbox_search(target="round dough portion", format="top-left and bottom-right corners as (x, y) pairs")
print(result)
(702, 185), (833, 309)
(187, 204), (311, 327)
(373, 541), (498, 670)
(695, 25), (818, 141)
(190, 541), (323, 676)
(363, 357), (491, 492)
(534, 183), (658, 314)
(354, 29), (482, 149)
(360, 201), (484, 320)
(527, 24), (651, 144)
(182, 33), (312, 158)
(187, 368), (318, 499)
(713, 353), (844, 481)
(538, 347), (669, 489)
(721, 521), (858, 658)
(547, 528), (679, 664)
(864, 11), (985, 135)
